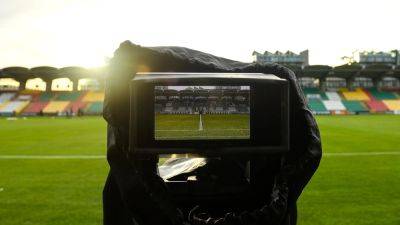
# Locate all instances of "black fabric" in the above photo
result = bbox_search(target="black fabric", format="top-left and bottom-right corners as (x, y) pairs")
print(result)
(103, 173), (136, 225)
(103, 41), (322, 225)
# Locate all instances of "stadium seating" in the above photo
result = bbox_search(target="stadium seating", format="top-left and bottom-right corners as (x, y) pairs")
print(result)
(215, 106), (224, 113)
(365, 100), (388, 112)
(19, 90), (41, 101)
(303, 87), (328, 100)
(68, 101), (87, 113)
(0, 101), (30, 116)
(42, 101), (70, 114)
(84, 102), (103, 114)
(342, 100), (368, 113)
(38, 92), (56, 101)
(22, 102), (49, 115)
(322, 100), (346, 111)
(228, 105), (237, 113)
(325, 92), (342, 101)
(366, 88), (398, 100)
(16, 95), (33, 101)
(341, 88), (370, 101)
(382, 100), (400, 111)
(177, 106), (187, 114)
(0, 86), (399, 116)
(308, 99), (329, 114)
(54, 92), (83, 101)
(0, 92), (16, 103)
(82, 91), (104, 102)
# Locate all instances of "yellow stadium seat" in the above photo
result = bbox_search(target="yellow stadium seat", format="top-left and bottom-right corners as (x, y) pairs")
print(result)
(0, 101), (30, 114)
(82, 91), (104, 102)
(382, 100), (400, 111)
(14, 101), (30, 114)
(341, 89), (370, 101)
(20, 89), (41, 95)
(42, 101), (70, 114)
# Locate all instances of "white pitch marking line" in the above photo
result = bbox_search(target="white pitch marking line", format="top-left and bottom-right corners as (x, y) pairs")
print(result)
(0, 152), (399, 159)
(155, 136), (249, 139)
(324, 152), (400, 156)
(198, 114), (203, 131)
(156, 129), (250, 132)
(0, 155), (106, 159)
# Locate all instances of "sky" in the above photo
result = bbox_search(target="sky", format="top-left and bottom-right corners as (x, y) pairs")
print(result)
(0, 0), (399, 68)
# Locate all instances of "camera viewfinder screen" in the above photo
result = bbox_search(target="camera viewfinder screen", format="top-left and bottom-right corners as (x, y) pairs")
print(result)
(154, 86), (250, 140)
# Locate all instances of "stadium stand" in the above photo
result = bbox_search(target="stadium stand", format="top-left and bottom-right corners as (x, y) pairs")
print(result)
(42, 101), (70, 114)
(341, 88), (370, 101)
(19, 90), (41, 100)
(84, 102), (103, 114)
(307, 99), (329, 114)
(366, 88), (398, 100)
(54, 91), (83, 101)
(22, 102), (49, 115)
(0, 92), (16, 103)
(341, 100), (369, 113)
(382, 100), (400, 111)
(303, 87), (328, 100)
(1, 84), (400, 116)
(152, 88), (250, 115)
(16, 94), (33, 101)
(38, 92), (56, 101)
(322, 100), (346, 112)
(365, 100), (389, 112)
(325, 92), (342, 101)
(68, 101), (88, 113)
(0, 101), (30, 116)
(82, 91), (104, 102)
(2, 59), (400, 116)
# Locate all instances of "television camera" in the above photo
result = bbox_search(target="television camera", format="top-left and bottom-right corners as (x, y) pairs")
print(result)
(129, 72), (290, 212)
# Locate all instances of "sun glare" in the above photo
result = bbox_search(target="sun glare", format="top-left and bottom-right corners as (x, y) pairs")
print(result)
(1, 0), (399, 67)
(26, 78), (46, 91)
(51, 78), (73, 91)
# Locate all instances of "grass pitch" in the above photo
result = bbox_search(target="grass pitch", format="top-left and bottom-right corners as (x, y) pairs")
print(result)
(155, 114), (250, 140)
(0, 115), (399, 225)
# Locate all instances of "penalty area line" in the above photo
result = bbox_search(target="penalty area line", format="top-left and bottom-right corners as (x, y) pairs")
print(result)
(0, 152), (399, 159)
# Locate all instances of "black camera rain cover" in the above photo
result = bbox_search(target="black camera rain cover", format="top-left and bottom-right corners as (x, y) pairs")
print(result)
(103, 41), (322, 225)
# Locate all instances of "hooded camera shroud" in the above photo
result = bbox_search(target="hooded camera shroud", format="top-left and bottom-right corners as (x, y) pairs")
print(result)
(103, 41), (322, 225)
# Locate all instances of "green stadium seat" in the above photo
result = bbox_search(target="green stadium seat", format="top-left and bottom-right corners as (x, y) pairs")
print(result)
(303, 88), (328, 100)
(54, 92), (83, 101)
(342, 100), (368, 113)
(38, 92), (55, 101)
(308, 99), (329, 114)
(84, 102), (103, 114)
(366, 88), (397, 100)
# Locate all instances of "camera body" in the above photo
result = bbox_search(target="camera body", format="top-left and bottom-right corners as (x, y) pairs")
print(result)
(129, 72), (290, 212)
(130, 72), (289, 156)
